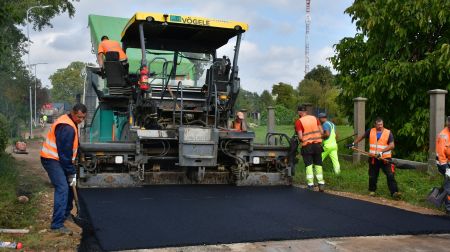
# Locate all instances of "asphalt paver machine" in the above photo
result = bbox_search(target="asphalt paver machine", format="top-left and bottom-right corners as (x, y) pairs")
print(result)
(78, 13), (296, 187)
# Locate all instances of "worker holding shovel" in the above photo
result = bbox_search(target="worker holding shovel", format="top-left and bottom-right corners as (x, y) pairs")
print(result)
(40, 103), (87, 234)
(351, 117), (401, 200)
(435, 116), (450, 215)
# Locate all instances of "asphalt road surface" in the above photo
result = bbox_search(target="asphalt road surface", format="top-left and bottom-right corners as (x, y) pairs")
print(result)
(78, 185), (450, 251)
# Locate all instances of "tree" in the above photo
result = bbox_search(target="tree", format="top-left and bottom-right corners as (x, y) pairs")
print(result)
(0, 0), (77, 137)
(50, 61), (86, 104)
(297, 79), (321, 107)
(330, 0), (450, 160)
(298, 66), (341, 118)
(260, 90), (274, 109)
(272, 82), (297, 110)
(304, 65), (335, 87)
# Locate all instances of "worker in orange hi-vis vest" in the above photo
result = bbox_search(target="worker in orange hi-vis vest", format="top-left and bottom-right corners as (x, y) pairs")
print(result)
(295, 105), (325, 192)
(353, 117), (401, 200)
(436, 116), (450, 215)
(40, 103), (87, 235)
(97, 35), (128, 71)
(231, 111), (248, 132)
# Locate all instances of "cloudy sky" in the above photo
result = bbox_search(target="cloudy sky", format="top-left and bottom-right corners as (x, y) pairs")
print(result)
(24, 0), (356, 93)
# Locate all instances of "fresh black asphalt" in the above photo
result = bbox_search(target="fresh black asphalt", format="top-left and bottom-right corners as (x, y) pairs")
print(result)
(78, 185), (450, 251)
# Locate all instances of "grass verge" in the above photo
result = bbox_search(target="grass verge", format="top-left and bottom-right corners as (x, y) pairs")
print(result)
(252, 124), (354, 145)
(293, 157), (445, 210)
(0, 153), (47, 248)
(0, 154), (40, 228)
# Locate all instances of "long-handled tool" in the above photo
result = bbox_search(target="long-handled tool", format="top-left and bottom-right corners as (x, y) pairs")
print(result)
(71, 185), (88, 226)
(350, 147), (416, 169)
(337, 133), (357, 143)
(71, 185), (81, 218)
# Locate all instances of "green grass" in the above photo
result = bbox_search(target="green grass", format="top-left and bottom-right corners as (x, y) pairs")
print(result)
(252, 124), (355, 145)
(0, 153), (50, 249)
(0, 155), (41, 229)
(293, 158), (444, 210)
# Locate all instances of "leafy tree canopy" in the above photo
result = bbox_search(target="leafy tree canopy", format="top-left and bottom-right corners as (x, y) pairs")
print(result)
(298, 65), (341, 118)
(330, 0), (450, 160)
(0, 0), (78, 137)
(49, 61), (86, 104)
(260, 90), (274, 109)
(272, 82), (298, 110)
(304, 65), (335, 87)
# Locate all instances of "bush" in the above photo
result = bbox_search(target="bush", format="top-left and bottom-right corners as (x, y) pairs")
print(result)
(260, 105), (297, 126)
(0, 113), (9, 153)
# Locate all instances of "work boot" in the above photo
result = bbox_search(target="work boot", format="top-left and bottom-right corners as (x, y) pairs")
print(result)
(318, 184), (325, 192)
(65, 214), (75, 223)
(369, 191), (376, 197)
(307, 185), (314, 191)
(51, 226), (73, 235)
(392, 192), (402, 200)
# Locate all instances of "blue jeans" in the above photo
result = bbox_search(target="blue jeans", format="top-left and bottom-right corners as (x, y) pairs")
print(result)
(41, 158), (73, 229)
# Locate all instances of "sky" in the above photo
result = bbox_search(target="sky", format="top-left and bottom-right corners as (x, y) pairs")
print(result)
(24, 0), (356, 93)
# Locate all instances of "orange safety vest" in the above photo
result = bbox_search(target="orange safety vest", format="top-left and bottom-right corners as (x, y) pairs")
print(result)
(369, 128), (392, 158)
(98, 40), (127, 61)
(436, 127), (450, 165)
(40, 114), (79, 162)
(299, 115), (322, 146)
(232, 120), (242, 131)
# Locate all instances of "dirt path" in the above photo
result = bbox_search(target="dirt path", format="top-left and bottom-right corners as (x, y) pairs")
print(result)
(8, 126), (81, 251)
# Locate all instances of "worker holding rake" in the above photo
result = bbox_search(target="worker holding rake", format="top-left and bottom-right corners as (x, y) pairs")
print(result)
(352, 117), (401, 200)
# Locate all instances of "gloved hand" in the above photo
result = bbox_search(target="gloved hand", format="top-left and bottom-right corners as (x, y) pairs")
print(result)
(68, 174), (77, 187)
(446, 168), (450, 178)
(346, 142), (355, 149)
(376, 152), (383, 159)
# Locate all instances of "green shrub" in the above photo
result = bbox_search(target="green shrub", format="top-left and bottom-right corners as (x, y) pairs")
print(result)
(260, 105), (297, 126)
(0, 113), (9, 153)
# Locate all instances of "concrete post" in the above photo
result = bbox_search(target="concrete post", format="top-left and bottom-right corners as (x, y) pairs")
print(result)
(267, 106), (275, 144)
(353, 97), (367, 164)
(428, 89), (447, 173)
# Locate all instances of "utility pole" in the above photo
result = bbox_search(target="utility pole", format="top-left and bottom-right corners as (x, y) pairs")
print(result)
(30, 63), (48, 126)
(26, 4), (51, 138)
(305, 0), (311, 75)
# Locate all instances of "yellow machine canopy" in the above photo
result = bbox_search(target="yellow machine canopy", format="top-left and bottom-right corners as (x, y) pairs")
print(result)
(121, 12), (249, 53)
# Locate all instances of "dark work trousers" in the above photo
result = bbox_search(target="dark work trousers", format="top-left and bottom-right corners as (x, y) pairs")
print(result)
(41, 158), (74, 229)
(437, 165), (450, 212)
(301, 143), (323, 167)
(368, 158), (398, 195)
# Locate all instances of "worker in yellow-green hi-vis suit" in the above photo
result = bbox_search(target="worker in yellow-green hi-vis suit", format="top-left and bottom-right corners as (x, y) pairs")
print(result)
(318, 113), (340, 175)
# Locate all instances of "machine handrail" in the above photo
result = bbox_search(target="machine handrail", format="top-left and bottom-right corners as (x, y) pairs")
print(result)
(265, 132), (291, 146)
(172, 81), (184, 126)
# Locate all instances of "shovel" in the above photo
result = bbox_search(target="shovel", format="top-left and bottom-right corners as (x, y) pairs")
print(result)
(71, 185), (87, 226)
